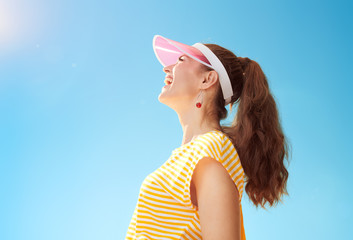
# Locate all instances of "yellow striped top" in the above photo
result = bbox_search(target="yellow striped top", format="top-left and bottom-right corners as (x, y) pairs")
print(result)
(125, 130), (246, 240)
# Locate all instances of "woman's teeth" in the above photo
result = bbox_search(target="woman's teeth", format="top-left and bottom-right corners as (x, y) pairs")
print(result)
(165, 79), (172, 85)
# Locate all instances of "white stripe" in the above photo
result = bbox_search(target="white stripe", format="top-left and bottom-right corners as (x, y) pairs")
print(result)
(151, 171), (185, 195)
(141, 183), (170, 196)
(223, 142), (237, 159)
(137, 212), (193, 225)
(138, 197), (188, 212)
(136, 229), (178, 240)
(155, 45), (181, 54)
(157, 167), (188, 195)
(139, 195), (190, 211)
(185, 223), (201, 240)
(138, 212), (193, 225)
(139, 208), (190, 220)
(223, 150), (236, 167)
(183, 232), (195, 240)
(141, 191), (179, 204)
(161, 161), (186, 178)
(235, 176), (244, 188)
(138, 203), (194, 217)
(197, 138), (217, 158)
(230, 163), (242, 178)
(137, 222), (186, 234)
(203, 134), (222, 157)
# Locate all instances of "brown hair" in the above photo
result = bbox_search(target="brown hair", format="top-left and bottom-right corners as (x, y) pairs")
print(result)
(201, 44), (290, 209)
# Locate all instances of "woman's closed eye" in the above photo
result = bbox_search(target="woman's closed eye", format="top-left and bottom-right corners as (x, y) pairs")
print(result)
(178, 56), (184, 61)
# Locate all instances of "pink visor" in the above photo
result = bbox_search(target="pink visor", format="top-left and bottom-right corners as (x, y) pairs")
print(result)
(153, 35), (212, 68)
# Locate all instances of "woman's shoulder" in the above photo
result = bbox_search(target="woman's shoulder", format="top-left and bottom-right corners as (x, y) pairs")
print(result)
(171, 130), (235, 158)
(194, 130), (233, 151)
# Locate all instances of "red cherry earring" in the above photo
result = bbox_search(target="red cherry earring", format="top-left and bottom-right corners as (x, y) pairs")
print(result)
(196, 90), (203, 108)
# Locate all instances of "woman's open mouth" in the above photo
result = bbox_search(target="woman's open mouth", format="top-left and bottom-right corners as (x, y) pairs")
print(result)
(164, 76), (173, 85)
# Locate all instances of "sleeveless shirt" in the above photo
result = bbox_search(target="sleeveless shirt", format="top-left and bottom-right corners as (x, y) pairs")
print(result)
(125, 130), (246, 239)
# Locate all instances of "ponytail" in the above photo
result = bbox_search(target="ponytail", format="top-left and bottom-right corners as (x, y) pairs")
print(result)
(202, 44), (290, 209)
(227, 58), (290, 208)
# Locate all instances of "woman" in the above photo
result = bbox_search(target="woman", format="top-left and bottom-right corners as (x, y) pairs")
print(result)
(125, 35), (290, 240)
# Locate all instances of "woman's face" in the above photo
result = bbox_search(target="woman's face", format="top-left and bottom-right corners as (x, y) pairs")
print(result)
(158, 54), (205, 111)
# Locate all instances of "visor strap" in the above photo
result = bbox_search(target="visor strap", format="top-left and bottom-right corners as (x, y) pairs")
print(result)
(192, 43), (233, 105)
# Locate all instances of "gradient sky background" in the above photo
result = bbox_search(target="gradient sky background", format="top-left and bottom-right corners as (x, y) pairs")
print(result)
(0, 0), (352, 239)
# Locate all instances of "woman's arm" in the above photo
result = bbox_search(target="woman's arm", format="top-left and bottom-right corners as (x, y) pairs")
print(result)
(191, 157), (241, 240)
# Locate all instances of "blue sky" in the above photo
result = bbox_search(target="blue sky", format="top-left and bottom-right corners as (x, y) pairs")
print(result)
(0, 0), (352, 239)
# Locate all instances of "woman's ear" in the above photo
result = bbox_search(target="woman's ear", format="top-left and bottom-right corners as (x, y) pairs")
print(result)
(201, 70), (218, 89)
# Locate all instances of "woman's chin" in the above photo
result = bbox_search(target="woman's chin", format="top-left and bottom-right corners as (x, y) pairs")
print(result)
(159, 85), (170, 97)
(158, 91), (173, 106)
(158, 92), (167, 103)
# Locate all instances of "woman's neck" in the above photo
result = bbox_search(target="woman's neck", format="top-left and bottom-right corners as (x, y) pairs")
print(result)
(177, 109), (221, 146)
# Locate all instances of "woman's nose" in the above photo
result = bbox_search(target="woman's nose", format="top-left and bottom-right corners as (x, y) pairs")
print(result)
(163, 64), (174, 74)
